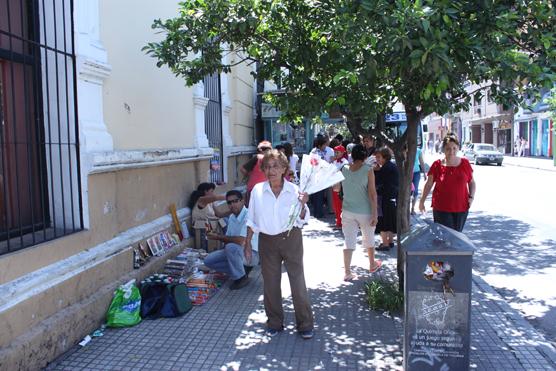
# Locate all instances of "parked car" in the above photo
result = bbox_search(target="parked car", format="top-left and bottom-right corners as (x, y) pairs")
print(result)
(463, 143), (504, 166)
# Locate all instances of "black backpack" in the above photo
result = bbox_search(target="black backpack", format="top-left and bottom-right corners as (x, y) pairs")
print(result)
(140, 282), (192, 319)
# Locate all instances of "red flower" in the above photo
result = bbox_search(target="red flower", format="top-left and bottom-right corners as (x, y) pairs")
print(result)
(310, 157), (319, 166)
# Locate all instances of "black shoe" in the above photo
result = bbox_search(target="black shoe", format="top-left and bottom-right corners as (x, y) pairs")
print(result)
(230, 275), (250, 290)
(244, 265), (253, 277)
(376, 244), (389, 251)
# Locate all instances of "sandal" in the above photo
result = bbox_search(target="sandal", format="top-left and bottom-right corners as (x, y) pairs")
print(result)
(343, 273), (356, 281)
(370, 260), (382, 273)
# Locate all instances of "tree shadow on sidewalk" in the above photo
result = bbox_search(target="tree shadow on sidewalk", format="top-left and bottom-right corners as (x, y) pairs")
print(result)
(464, 211), (556, 275)
(221, 268), (404, 370)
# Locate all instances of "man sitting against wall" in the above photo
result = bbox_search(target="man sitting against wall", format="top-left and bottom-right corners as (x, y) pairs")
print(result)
(204, 190), (259, 290)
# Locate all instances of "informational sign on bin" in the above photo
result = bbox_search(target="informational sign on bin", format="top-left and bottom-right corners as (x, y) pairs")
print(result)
(402, 222), (475, 371)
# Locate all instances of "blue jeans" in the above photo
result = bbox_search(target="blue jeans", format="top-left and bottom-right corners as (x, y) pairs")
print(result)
(203, 243), (258, 280)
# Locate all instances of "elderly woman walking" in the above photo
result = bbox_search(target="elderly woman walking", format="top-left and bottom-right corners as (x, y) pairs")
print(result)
(245, 149), (314, 340)
(339, 144), (381, 281)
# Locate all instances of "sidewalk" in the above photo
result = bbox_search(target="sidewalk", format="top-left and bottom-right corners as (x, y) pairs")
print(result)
(502, 155), (556, 172)
(45, 216), (556, 370)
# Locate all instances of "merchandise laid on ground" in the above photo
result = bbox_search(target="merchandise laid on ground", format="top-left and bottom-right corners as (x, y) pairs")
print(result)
(45, 215), (556, 371)
(89, 245), (228, 335)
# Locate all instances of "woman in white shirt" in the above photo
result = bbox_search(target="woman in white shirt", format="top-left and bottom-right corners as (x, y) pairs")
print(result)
(283, 142), (299, 182)
(245, 149), (314, 340)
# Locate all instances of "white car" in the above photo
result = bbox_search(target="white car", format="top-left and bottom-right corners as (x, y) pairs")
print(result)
(463, 143), (503, 166)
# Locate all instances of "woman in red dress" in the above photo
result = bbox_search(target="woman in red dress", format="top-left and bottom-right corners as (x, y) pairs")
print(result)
(419, 134), (476, 232)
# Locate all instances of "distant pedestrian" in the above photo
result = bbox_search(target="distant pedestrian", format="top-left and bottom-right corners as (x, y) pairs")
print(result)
(282, 142), (299, 183)
(309, 136), (329, 218)
(411, 146), (427, 215)
(363, 134), (376, 158)
(245, 149), (314, 340)
(419, 134), (476, 232)
(240, 140), (272, 206)
(339, 144), (381, 281)
(331, 145), (349, 229)
(374, 147), (399, 251)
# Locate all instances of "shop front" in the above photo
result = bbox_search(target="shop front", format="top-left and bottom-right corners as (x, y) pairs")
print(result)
(496, 120), (513, 154)
(262, 104), (315, 154)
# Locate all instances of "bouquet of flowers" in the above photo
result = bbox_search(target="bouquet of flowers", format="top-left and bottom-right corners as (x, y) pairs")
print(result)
(284, 153), (345, 230)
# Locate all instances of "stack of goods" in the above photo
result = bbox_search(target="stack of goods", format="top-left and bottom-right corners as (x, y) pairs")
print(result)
(186, 272), (219, 305)
(162, 248), (207, 283)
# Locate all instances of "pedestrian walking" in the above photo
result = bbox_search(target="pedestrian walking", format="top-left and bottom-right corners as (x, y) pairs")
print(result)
(240, 140), (272, 206)
(374, 147), (399, 251)
(338, 144), (381, 281)
(282, 142), (299, 183)
(309, 136), (329, 218)
(411, 146), (427, 215)
(245, 149), (314, 340)
(419, 133), (476, 232)
(331, 145), (349, 229)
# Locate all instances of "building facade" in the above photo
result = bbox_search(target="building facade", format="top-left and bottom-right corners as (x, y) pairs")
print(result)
(513, 89), (554, 158)
(456, 83), (513, 153)
(0, 1), (256, 369)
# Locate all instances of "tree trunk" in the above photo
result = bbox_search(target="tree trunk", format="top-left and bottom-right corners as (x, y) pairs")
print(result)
(395, 106), (420, 290)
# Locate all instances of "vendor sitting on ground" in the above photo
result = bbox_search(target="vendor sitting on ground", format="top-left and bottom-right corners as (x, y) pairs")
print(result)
(189, 182), (231, 250)
(203, 190), (259, 290)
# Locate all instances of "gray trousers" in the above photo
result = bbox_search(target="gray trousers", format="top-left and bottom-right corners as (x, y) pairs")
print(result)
(259, 228), (314, 331)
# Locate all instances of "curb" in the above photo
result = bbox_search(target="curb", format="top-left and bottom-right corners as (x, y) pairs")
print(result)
(471, 274), (556, 367)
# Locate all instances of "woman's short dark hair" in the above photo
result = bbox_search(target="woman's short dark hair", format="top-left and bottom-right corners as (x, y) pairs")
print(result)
(329, 138), (340, 148)
(442, 133), (460, 150)
(188, 182), (216, 209)
(351, 144), (367, 162)
(375, 146), (393, 162)
(314, 136), (328, 149)
(282, 142), (294, 158)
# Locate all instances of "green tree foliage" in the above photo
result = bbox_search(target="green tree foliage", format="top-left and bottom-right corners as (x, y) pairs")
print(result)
(144, 0), (555, 282)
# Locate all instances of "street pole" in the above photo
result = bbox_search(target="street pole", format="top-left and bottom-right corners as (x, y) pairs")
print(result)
(553, 121), (556, 167)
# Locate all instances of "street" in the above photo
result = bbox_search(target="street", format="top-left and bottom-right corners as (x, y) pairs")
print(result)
(423, 157), (556, 346)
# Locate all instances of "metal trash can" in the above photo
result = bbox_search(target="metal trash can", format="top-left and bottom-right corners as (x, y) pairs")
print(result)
(402, 221), (475, 371)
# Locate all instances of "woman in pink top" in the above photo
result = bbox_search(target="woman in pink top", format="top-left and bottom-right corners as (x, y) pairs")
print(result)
(240, 140), (272, 206)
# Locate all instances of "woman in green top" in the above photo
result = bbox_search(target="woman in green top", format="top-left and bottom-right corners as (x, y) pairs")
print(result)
(339, 144), (381, 281)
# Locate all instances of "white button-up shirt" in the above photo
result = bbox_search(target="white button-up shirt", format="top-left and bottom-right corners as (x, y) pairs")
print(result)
(247, 180), (310, 235)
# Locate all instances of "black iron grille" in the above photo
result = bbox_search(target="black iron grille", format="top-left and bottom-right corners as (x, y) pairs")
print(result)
(204, 72), (224, 184)
(0, 0), (82, 255)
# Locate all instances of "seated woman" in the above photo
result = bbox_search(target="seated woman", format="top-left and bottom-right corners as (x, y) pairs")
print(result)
(188, 182), (231, 250)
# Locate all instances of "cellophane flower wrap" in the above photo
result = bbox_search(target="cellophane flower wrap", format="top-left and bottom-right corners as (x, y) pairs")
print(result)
(284, 154), (345, 231)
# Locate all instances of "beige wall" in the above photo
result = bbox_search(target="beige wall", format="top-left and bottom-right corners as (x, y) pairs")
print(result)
(230, 55), (255, 146)
(0, 160), (206, 285)
(99, 0), (195, 150)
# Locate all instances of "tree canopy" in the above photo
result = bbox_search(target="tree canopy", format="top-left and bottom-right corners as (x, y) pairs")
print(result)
(144, 0), (555, 279)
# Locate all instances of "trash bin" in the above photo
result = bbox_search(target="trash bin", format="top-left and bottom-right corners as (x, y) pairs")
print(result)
(402, 221), (475, 371)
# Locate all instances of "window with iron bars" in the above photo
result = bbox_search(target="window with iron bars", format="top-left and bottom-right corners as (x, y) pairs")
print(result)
(204, 72), (224, 184)
(0, 0), (82, 256)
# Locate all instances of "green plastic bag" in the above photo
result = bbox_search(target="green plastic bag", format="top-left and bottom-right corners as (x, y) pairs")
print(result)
(106, 279), (142, 327)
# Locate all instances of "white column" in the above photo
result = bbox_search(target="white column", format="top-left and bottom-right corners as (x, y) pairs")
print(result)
(74, 0), (113, 153)
(193, 82), (212, 155)
(220, 69), (233, 183)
